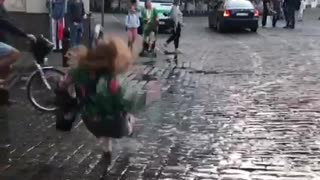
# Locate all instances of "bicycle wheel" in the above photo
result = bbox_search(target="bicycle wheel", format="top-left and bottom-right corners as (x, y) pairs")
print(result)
(27, 68), (65, 112)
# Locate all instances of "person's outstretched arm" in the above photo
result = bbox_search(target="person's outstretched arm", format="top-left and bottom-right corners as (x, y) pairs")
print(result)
(0, 18), (28, 38)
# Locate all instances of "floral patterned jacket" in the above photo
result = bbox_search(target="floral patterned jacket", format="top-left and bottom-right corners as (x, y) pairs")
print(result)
(59, 67), (145, 119)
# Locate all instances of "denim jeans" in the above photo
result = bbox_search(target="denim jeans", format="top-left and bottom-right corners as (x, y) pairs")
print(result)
(70, 22), (83, 47)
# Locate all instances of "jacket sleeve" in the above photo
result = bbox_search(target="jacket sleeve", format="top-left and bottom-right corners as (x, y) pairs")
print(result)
(125, 15), (129, 27)
(137, 16), (140, 27)
(0, 18), (28, 38)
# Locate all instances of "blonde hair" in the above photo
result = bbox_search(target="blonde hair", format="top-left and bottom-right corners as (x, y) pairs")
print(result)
(75, 36), (134, 75)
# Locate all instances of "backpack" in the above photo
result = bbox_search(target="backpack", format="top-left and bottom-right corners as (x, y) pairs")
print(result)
(73, 71), (130, 138)
(55, 68), (146, 137)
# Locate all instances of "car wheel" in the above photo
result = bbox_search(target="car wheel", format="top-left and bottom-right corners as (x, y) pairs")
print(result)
(217, 20), (225, 33)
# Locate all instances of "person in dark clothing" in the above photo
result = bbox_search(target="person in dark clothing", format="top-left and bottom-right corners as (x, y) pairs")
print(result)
(262, 0), (276, 27)
(283, 0), (297, 29)
(164, 0), (183, 53)
(0, 0), (35, 81)
(0, 0), (34, 109)
(271, 0), (281, 27)
(262, 0), (269, 27)
(67, 0), (86, 47)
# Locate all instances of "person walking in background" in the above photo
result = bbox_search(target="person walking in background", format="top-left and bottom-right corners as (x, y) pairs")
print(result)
(125, 0), (140, 52)
(140, 0), (159, 56)
(271, 0), (281, 27)
(164, 0), (183, 54)
(47, 0), (66, 51)
(283, 0), (300, 29)
(0, 0), (35, 111)
(262, 0), (277, 27)
(282, 0), (289, 27)
(67, 0), (86, 47)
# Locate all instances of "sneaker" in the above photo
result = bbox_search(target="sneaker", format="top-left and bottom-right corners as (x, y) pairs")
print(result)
(175, 49), (181, 54)
(289, 25), (295, 29)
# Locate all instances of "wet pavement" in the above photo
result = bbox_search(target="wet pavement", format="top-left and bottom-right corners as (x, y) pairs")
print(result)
(2, 11), (320, 179)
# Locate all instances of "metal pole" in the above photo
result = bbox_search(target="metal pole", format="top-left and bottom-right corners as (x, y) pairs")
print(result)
(49, 0), (53, 43)
(101, 0), (105, 26)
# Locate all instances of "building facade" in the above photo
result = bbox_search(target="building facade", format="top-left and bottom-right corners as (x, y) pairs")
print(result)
(4, 0), (90, 50)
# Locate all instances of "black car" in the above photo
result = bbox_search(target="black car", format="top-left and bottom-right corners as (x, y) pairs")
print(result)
(208, 0), (259, 32)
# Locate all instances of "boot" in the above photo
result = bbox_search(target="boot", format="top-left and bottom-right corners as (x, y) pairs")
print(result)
(139, 42), (148, 56)
(151, 42), (156, 52)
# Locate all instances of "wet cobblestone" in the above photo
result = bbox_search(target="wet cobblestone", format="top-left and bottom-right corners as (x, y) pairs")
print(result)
(2, 15), (320, 179)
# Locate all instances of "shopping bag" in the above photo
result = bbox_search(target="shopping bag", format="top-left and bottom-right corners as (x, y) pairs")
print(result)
(54, 85), (79, 132)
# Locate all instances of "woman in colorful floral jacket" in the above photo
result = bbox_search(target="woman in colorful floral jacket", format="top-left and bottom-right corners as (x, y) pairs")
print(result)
(57, 37), (145, 163)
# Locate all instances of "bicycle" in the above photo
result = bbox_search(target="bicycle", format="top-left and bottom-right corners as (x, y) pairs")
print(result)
(27, 35), (65, 112)
(28, 21), (104, 112)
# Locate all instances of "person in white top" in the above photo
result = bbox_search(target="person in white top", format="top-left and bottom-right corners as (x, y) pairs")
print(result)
(125, 0), (140, 52)
(297, 0), (305, 22)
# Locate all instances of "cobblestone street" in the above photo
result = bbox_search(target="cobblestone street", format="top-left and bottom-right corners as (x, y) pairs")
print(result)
(1, 11), (320, 179)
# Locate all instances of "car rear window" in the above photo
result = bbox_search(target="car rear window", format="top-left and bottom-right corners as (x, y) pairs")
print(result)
(225, 0), (254, 9)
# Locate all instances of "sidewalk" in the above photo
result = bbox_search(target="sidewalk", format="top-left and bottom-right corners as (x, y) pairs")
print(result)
(303, 7), (320, 21)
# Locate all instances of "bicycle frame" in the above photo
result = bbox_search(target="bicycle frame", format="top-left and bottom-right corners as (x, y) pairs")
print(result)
(25, 59), (59, 91)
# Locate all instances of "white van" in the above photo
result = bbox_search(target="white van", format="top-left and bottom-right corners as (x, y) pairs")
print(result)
(137, 0), (174, 29)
